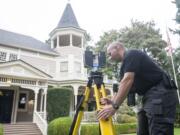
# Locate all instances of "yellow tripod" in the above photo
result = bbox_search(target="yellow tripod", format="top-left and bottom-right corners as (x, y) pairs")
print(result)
(69, 71), (115, 135)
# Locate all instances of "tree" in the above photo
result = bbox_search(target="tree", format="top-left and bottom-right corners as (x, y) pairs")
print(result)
(95, 20), (180, 124)
(171, 0), (180, 35)
(95, 20), (170, 78)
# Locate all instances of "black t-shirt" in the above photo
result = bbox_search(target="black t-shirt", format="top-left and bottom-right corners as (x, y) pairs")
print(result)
(120, 49), (163, 95)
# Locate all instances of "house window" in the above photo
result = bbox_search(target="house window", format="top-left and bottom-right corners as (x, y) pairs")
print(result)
(59, 35), (70, 47)
(53, 38), (57, 48)
(0, 51), (7, 61)
(9, 53), (17, 61)
(18, 92), (28, 111)
(72, 35), (81, 48)
(74, 62), (81, 73)
(60, 62), (68, 72)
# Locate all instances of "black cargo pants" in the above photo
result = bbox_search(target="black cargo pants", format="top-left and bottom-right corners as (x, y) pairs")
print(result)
(137, 82), (178, 135)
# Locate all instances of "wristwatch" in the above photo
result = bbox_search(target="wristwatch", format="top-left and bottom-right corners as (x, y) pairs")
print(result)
(112, 102), (119, 110)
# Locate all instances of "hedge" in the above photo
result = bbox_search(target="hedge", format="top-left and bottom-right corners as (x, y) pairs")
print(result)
(116, 114), (137, 123)
(48, 117), (136, 135)
(48, 117), (72, 135)
(47, 87), (72, 121)
(0, 124), (3, 135)
(175, 105), (180, 127)
(81, 123), (136, 135)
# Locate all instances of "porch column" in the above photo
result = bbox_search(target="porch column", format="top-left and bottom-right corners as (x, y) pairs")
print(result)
(57, 35), (59, 48)
(43, 90), (47, 120)
(40, 91), (44, 112)
(70, 34), (72, 46)
(34, 89), (39, 112)
(73, 85), (79, 110)
(33, 88), (39, 122)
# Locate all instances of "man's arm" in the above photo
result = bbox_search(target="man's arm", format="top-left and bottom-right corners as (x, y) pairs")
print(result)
(112, 72), (135, 107)
(97, 72), (135, 120)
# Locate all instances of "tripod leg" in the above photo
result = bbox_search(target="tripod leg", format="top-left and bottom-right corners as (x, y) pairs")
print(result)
(93, 84), (115, 135)
(69, 86), (91, 135)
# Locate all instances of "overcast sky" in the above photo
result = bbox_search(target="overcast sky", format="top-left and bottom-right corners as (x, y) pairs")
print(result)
(0, 0), (179, 47)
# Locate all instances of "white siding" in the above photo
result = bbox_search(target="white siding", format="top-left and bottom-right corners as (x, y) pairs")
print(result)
(20, 55), (56, 77)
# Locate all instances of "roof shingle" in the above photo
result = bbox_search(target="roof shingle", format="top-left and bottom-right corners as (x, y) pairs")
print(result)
(57, 3), (80, 29)
(0, 29), (58, 56)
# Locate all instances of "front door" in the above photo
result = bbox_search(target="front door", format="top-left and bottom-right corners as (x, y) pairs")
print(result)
(0, 90), (14, 123)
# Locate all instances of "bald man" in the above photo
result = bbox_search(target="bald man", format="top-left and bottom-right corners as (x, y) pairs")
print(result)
(97, 41), (178, 135)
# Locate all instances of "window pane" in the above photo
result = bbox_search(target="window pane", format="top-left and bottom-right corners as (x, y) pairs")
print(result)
(53, 38), (57, 48)
(59, 35), (70, 47)
(0, 51), (7, 61)
(60, 62), (68, 72)
(72, 35), (81, 48)
(9, 53), (17, 61)
(18, 93), (27, 109)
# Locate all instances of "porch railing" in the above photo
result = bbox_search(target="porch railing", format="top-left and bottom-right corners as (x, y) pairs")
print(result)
(33, 111), (47, 135)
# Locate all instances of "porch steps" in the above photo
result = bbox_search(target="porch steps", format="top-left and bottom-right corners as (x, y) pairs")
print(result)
(3, 122), (42, 135)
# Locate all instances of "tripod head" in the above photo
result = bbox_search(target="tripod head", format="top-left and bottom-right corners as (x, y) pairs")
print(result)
(89, 71), (103, 89)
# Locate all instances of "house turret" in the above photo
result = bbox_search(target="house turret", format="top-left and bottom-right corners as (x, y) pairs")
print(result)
(49, 3), (87, 80)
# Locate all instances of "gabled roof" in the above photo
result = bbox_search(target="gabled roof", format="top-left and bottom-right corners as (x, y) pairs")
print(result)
(0, 59), (52, 79)
(57, 3), (80, 29)
(0, 29), (59, 56)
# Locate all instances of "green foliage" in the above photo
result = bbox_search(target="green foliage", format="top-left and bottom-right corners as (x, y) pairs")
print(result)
(118, 101), (136, 116)
(114, 123), (137, 134)
(77, 122), (136, 135)
(95, 30), (121, 79)
(95, 19), (180, 126)
(120, 20), (169, 69)
(116, 114), (137, 123)
(175, 105), (180, 127)
(95, 20), (170, 79)
(48, 117), (137, 135)
(116, 101), (137, 123)
(48, 117), (72, 135)
(175, 128), (180, 135)
(81, 123), (137, 135)
(47, 87), (72, 121)
(174, 0), (180, 34)
(81, 124), (100, 135)
(0, 124), (3, 135)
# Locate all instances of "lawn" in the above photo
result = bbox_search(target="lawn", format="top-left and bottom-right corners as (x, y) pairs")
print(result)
(122, 128), (180, 135)
(0, 124), (3, 135)
(175, 128), (180, 135)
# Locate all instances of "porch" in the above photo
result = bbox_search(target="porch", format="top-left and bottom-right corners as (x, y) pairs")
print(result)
(0, 60), (51, 135)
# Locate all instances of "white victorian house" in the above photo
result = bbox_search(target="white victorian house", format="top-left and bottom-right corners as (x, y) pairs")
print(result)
(0, 3), (113, 135)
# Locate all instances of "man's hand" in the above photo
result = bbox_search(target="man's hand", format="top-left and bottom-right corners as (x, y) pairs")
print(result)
(97, 105), (116, 120)
(100, 97), (112, 105)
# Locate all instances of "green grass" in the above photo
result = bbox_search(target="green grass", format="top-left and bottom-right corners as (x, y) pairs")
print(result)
(121, 128), (180, 135)
(0, 124), (3, 135)
(175, 128), (180, 135)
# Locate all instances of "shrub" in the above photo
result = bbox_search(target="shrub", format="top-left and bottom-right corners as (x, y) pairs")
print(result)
(81, 124), (99, 135)
(116, 114), (137, 123)
(175, 105), (180, 127)
(48, 117), (72, 135)
(0, 124), (3, 135)
(114, 123), (137, 134)
(81, 123), (136, 135)
(117, 101), (136, 116)
(48, 117), (137, 135)
(47, 87), (72, 121)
